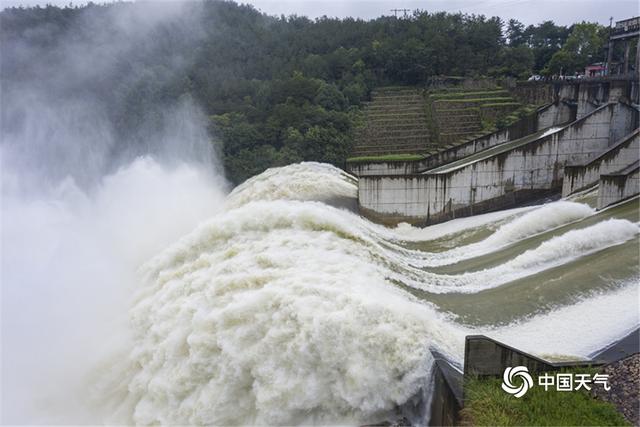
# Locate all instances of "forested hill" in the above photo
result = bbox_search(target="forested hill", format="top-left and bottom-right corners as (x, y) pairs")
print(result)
(0, 1), (607, 183)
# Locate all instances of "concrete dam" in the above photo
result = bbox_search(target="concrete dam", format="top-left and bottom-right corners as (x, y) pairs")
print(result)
(348, 78), (640, 225)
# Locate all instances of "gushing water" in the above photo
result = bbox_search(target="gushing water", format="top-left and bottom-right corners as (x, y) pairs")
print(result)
(3, 159), (639, 424)
(81, 163), (636, 425)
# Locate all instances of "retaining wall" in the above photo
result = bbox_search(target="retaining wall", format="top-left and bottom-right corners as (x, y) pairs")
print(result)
(464, 335), (603, 377)
(359, 103), (638, 225)
(508, 81), (555, 105)
(429, 358), (463, 427)
(597, 161), (640, 209)
(346, 159), (431, 176)
(562, 129), (640, 196)
(576, 78), (639, 119)
(537, 101), (575, 129)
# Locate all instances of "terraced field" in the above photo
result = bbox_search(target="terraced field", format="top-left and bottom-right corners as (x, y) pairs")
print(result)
(349, 86), (524, 161)
(428, 88), (521, 145)
(351, 87), (434, 158)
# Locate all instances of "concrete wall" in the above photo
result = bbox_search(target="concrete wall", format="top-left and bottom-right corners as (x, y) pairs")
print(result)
(597, 162), (640, 209)
(562, 129), (640, 196)
(428, 359), (462, 427)
(359, 103), (638, 225)
(464, 335), (602, 377)
(464, 336), (556, 377)
(576, 79), (640, 119)
(537, 101), (575, 130)
(508, 81), (555, 105)
(576, 81), (610, 119)
(358, 174), (431, 224)
(346, 159), (431, 176)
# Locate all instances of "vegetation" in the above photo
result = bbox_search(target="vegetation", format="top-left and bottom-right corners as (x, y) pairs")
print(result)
(0, 2), (608, 183)
(461, 371), (629, 426)
(429, 90), (509, 100)
(347, 154), (426, 163)
(545, 23), (608, 75)
(495, 105), (538, 129)
(435, 97), (515, 103)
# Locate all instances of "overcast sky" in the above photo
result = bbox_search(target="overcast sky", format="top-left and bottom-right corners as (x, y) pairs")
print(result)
(1, 0), (638, 26)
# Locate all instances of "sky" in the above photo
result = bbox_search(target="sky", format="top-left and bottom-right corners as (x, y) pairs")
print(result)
(0, 0), (638, 26)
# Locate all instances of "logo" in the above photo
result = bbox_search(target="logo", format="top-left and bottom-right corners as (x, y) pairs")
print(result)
(501, 367), (611, 397)
(501, 366), (533, 398)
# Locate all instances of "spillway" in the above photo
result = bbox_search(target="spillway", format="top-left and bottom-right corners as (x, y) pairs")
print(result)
(96, 162), (639, 425)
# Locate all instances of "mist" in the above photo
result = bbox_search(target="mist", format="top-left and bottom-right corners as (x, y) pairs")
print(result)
(1, 1), (228, 423)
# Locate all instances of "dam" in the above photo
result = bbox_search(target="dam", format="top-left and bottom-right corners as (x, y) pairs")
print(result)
(111, 162), (638, 425)
(2, 4), (639, 425)
(348, 77), (640, 225)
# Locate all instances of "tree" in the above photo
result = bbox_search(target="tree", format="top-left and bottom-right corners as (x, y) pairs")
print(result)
(506, 19), (526, 46)
(545, 22), (606, 74)
(1, 1), (574, 184)
(493, 45), (534, 77)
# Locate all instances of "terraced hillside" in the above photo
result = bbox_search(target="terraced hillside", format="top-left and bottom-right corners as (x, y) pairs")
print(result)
(428, 89), (521, 145)
(351, 87), (433, 159)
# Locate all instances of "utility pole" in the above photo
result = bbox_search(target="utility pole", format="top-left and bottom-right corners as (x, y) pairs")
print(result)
(605, 16), (614, 76)
(390, 8), (410, 18)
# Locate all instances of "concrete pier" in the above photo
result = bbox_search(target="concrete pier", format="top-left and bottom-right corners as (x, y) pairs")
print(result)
(597, 161), (640, 209)
(563, 129), (640, 197)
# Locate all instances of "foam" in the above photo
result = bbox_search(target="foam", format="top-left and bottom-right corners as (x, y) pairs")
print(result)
(397, 201), (595, 267)
(225, 162), (357, 210)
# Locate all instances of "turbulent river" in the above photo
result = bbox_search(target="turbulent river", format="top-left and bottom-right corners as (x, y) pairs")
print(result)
(2, 160), (639, 425)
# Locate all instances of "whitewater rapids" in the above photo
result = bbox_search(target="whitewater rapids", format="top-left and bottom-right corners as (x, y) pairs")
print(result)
(91, 162), (639, 426)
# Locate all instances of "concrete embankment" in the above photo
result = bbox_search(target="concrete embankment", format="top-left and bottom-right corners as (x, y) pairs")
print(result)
(358, 102), (638, 225)
(563, 129), (640, 197)
(597, 161), (640, 209)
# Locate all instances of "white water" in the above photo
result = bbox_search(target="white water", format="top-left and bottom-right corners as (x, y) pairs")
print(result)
(96, 164), (638, 425)
(1, 156), (228, 423)
(394, 219), (639, 294)
(3, 161), (639, 425)
(390, 201), (596, 267)
(226, 162), (357, 209)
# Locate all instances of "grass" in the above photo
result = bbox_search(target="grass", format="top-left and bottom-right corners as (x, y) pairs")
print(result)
(346, 153), (426, 163)
(495, 104), (538, 129)
(480, 102), (522, 108)
(435, 96), (515, 103)
(435, 107), (481, 113)
(429, 90), (510, 100)
(461, 370), (630, 426)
